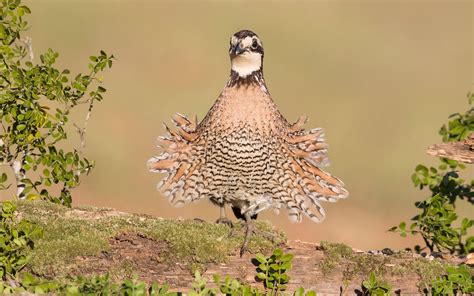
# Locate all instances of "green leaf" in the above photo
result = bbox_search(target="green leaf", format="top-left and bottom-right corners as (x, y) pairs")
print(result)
(294, 287), (304, 296)
(280, 273), (289, 283)
(449, 125), (465, 135)
(256, 272), (266, 280)
(415, 164), (428, 175)
(254, 253), (266, 263)
(281, 261), (292, 270)
(272, 249), (283, 258)
(269, 263), (279, 270)
(281, 253), (294, 262)
(16, 124), (26, 131)
(398, 222), (406, 231)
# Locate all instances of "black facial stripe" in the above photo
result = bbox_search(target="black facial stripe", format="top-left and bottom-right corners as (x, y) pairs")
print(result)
(230, 30), (264, 56)
(229, 30), (264, 60)
(249, 45), (264, 55)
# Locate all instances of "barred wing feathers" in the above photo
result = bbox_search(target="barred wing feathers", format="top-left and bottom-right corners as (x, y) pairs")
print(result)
(147, 113), (208, 207)
(273, 116), (348, 223)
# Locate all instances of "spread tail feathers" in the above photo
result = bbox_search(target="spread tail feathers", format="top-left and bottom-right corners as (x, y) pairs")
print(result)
(275, 117), (348, 223)
(147, 113), (207, 207)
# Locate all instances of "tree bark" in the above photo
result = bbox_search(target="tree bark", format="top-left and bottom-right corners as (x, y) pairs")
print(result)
(427, 134), (474, 164)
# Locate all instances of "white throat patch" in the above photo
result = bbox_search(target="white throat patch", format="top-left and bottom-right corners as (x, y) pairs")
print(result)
(231, 51), (262, 77)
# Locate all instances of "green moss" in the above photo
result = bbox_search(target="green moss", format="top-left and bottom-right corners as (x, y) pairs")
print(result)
(394, 258), (449, 293)
(318, 241), (392, 286)
(108, 260), (137, 281)
(14, 200), (285, 278)
(342, 253), (391, 283)
(318, 241), (353, 275)
(29, 219), (109, 277)
(316, 240), (454, 295)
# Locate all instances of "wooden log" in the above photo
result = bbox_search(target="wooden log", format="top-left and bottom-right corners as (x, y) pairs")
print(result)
(427, 133), (474, 164)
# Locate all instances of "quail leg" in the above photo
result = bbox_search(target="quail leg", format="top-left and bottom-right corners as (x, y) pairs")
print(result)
(215, 203), (233, 227)
(254, 228), (276, 242)
(240, 211), (255, 257)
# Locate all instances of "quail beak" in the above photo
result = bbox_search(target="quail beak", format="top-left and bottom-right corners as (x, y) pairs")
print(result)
(230, 43), (245, 59)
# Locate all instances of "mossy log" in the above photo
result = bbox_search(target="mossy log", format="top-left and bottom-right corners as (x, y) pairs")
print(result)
(14, 201), (465, 295)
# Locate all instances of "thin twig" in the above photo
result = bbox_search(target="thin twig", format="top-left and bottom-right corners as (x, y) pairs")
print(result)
(74, 99), (95, 154)
(21, 36), (34, 62)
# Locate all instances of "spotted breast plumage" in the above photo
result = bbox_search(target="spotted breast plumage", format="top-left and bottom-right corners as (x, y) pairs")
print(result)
(147, 29), (348, 255)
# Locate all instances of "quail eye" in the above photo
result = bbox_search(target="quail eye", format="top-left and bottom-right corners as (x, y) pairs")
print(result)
(251, 39), (258, 49)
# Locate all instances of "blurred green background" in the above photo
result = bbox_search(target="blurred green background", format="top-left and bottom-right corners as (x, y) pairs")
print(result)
(1, 0), (472, 250)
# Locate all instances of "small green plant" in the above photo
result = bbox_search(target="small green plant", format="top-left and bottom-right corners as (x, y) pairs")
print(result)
(0, 0), (114, 205)
(213, 274), (263, 296)
(390, 94), (473, 255)
(18, 272), (61, 294)
(430, 265), (473, 295)
(189, 271), (216, 296)
(1, 244), (318, 295)
(361, 272), (392, 296)
(0, 201), (42, 280)
(187, 250), (316, 296)
(293, 287), (317, 296)
(1, 272), (180, 295)
(255, 249), (293, 292)
(120, 276), (149, 296)
(149, 282), (179, 296)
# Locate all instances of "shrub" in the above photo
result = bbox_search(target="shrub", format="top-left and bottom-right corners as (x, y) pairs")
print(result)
(1, 272), (176, 295)
(0, 201), (42, 280)
(254, 249), (294, 292)
(390, 94), (473, 255)
(0, 0), (114, 205)
(430, 265), (473, 295)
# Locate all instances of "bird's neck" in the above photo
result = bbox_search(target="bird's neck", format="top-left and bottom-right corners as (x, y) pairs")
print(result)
(227, 69), (267, 92)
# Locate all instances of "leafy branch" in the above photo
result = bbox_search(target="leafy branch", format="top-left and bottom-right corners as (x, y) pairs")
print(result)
(0, 0), (114, 205)
(390, 93), (473, 255)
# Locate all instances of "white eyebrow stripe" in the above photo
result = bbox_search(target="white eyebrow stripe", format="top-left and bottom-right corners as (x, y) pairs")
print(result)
(231, 35), (262, 48)
(240, 36), (253, 48)
(231, 36), (238, 45)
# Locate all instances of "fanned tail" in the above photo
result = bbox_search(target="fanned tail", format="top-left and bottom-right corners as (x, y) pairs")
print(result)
(147, 113), (207, 207)
(275, 116), (348, 223)
(286, 115), (330, 167)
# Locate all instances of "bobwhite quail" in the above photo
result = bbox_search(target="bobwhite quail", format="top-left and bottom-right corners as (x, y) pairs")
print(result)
(148, 29), (348, 255)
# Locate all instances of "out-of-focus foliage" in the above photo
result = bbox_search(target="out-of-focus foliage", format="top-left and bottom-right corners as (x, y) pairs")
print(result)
(190, 249), (317, 296)
(430, 265), (473, 295)
(0, 250), (318, 295)
(439, 93), (474, 142)
(390, 94), (473, 255)
(254, 248), (294, 292)
(0, 201), (42, 282)
(0, 0), (113, 205)
(361, 272), (392, 296)
(0, 272), (177, 295)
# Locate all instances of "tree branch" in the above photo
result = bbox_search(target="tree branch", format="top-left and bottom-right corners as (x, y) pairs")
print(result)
(427, 133), (474, 164)
(12, 154), (26, 199)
